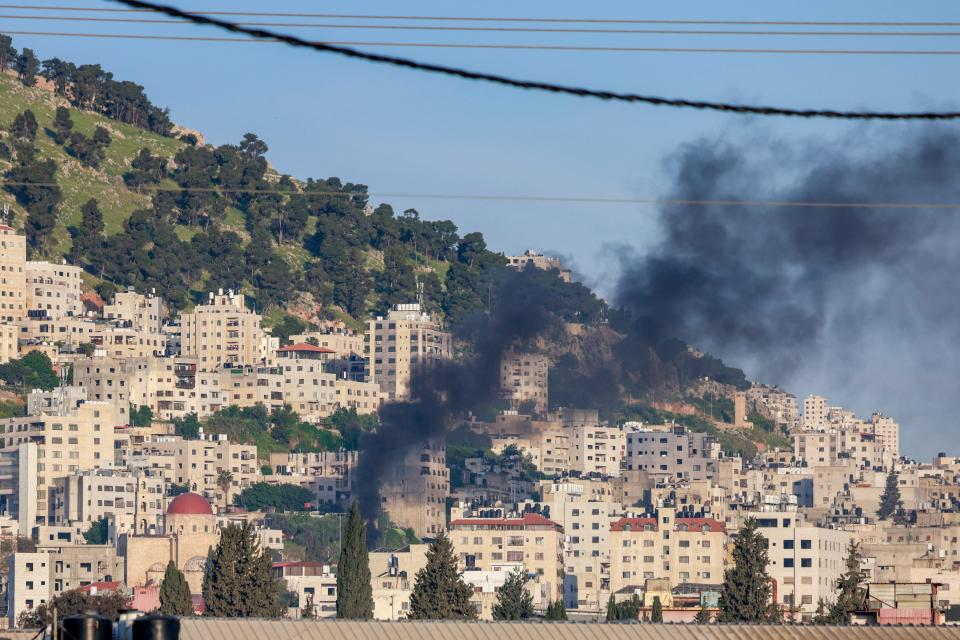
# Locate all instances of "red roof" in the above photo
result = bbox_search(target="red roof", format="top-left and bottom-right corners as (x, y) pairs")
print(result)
(167, 492), (213, 515)
(610, 516), (725, 533)
(273, 561), (329, 568)
(0, 225), (14, 232)
(449, 512), (560, 528)
(79, 581), (122, 593)
(277, 343), (335, 354)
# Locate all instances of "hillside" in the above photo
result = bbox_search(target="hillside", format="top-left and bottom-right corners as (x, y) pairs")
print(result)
(0, 40), (780, 455)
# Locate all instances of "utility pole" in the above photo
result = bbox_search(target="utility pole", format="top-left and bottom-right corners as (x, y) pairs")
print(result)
(51, 607), (57, 640)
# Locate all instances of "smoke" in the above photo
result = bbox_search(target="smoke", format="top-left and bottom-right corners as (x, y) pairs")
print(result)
(616, 126), (960, 457)
(357, 270), (556, 523)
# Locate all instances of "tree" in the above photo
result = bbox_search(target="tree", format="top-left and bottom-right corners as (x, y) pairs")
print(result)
(216, 469), (233, 510)
(82, 518), (108, 544)
(129, 404), (152, 427)
(237, 483), (313, 512)
(827, 541), (866, 624)
(606, 594), (641, 621)
(0, 35), (15, 72)
(0, 351), (59, 391)
(694, 602), (711, 624)
(18, 589), (129, 627)
(877, 469), (902, 521)
(159, 560), (193, 616)
(408, 530), (477, 620)
(492, 567), (533, 620)
(50, 106), (74, 145)
(6, 154), (61, 254)
(202, 521), (283, 617)
(11, 110), (38, 144)
(651, 595), (663, 623)
(15, 48), (38, 86)
(545, 599), (567, 620)
(717, 518), (777, 623)
(336, 501), (373, 619)
(300, 594), (317, 619)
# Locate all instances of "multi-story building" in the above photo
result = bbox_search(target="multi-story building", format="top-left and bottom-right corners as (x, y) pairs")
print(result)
(88, 321), (166, 359)
(505, 250), (573, 283)
(793, 430), (839, 466)
(0, 441), (38, 536)
(7, 551), (50, 627)
(273, 561), (337, 619)
(0, 224), (27, 323)
(499, 350), (548, 414)
(369, 544), (430, 620)
(290, 330), (367, 382)
(483, 413), (570, 476)
(25, 261), (83, 319)
(869, 413), (900, 463)
(367, 303), (451, 401)
(0, 321), (18, 363)
(625, 426), (717, 481)
(803, 395), (828, 430)
(180, 290), (273, 368)
(569, 425), (624, 477)
(103, 289), (166, 334)
(50, 467), (167, 536)
(275, 343), (338, 420)
(380, 440), (449, 538)
(268, 450), (358, 504)
(448, 511), (564, 599)
(754, 513), (852, 618)
(607, 509), (726, 594)
(0, 401), (118, 526)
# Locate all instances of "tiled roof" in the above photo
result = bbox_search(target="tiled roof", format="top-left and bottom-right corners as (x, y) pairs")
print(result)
(277, 343), (336, 353)
(449, 512), (559, 528)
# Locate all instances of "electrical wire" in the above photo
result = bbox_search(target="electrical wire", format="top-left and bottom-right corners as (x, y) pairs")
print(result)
(5, 182), (960, 209)
(7, 14), (960, 37)
(8, 31), (960, 55)
(65, 0), (960, 120)
(2, 4), (960, 28)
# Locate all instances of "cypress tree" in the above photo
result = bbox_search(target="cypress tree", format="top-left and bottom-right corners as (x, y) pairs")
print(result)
(202, 521), (283, 617)
(492, 567), (533, 620)
(877, 470), (902, 521)
(717, 518), (777, 623)
(827, 541), (866, 624)
(651, 595), (663, 623)
(159, 560), (193, 617)
(545, 599), (567, 620)
(408, 530), (477, 620)
(606, 595), (617, 621)
(335, 501), (373, 619)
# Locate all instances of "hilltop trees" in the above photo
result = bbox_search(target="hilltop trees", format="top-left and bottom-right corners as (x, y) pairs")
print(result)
(10, 110), (37, 144)
(335, 501), (373, 619)
(717, 518), (779, 623)
(877, 469), (902, 520)
(159, 560), (193, 617)
(492, 567), (533, 620)
(202, 522), (283, 617)
(50, 106), (74, 144)
(408, 531), (477, 620)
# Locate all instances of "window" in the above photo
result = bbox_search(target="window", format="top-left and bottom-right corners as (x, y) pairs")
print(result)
(800, 539), (812, 550)
(801, 558), (812, 568)
(783, 539), (794, 549)
(783, 558), (794, 568)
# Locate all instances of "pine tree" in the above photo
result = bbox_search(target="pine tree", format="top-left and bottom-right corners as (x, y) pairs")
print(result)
(717, 518), (777, 623)
(606, 595), (617, 621)
(159, 560), (193, 617)
(71, 198), (104, 266)
(694, 602), (711, 624)
(545, 599), (567, 620)
(51, 107), (73, 145)
(827, 541), (866, 624)
(10, 110), (38, 144)
(335, 501), (373, 619)
(877, 470), (902, 520)
(651, 596), (663, 623)
(492, 567), (533, 620)
(408, 530), (477, 620)
(202, 521), (283, 617)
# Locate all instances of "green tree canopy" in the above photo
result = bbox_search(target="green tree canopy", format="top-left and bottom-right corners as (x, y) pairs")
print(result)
(82, 518), (108, 545)
(717, 518), (778, 623)
(877, 469), (902, 521)
(0, 351), (59, 391)
(336, 501), (373, 619)
(237, 482), (314, 512)
(159, 560), (193, 616)
(827, 541), (866, 624)
(544, 599), (568, 620)
(492, 567), (533, 620)
(651, 595), (663, 623)
(408, 530), (477, 620)
(202, 521), (283, 617)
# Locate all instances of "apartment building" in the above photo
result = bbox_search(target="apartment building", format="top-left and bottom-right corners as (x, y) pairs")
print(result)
(380, 440), (448, 537)
(793, 430), (839, 466)
(448, 511), (564, 599)
(268, 450), (358, 504)
(0, 401), (118, 526)
(869, 413), (900, 463)
(754, 513), (852, 618)
(803, 395), (828, 430)
(275, 343), (338, 419)
(0, 321), (17, 363)
(570, 425), (624, 477)
(25, 261), (83, 319)
(367, 303), (451, 401)
(505, 250), (573, 283)
(7, 551), (50, 627)
(0, 442), (38, 536)
(499, 350), (548, 414)
(273, 562), (337, 619)
(180, 290), (273, 368)
(290, 330), (367, 382)
(607, 509), (726, 594)
(51, 467), (167, 537)
(0, 224), (26, 323)
(625, 425), (717, 481)
(103, 290), (166, 334)
(483, 413), (570, 476)
(135, 434), (259, 508)
(369, 544), (430, 620)
(89, 322), (166, 359)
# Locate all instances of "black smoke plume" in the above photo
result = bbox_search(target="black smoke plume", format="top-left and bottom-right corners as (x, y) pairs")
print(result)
(616, 126), (960, 457)
(357, 270), (556, 524)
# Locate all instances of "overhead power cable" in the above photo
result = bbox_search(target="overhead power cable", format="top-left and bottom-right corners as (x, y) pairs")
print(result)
(8, 14), (960, 37)
(5, 182), (960, 209)
(10, 30), (960, 56)
(22, 0), (953, 120)
(4, 4), (960, 27)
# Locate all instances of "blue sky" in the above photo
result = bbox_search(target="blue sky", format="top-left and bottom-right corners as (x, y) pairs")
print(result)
(7, 0), (960, 455)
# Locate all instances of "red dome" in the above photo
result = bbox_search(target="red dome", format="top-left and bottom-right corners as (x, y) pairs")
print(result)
(167, 492), (213, 515)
